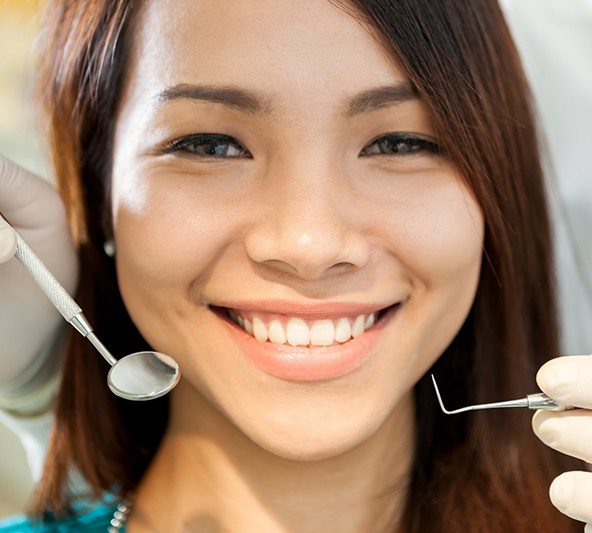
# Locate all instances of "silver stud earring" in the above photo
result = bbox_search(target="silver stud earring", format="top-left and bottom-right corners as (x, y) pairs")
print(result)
(103, 239), (116, 257)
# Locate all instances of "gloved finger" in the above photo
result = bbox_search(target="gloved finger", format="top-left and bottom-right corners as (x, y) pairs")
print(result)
(0, 152), (61, 228)
(536, 355), (592, 409)
(532, 409), (592, 464)
(585, 523), (592, 533)
(0, 214), (17, 263)
(549, 471), (592, 524)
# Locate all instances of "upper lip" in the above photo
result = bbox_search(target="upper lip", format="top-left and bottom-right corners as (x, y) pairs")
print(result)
(209, 299), (401, 320)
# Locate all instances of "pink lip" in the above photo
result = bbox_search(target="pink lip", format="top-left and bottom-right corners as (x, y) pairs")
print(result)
(211, 303), (402, 382)
(208, 299), (398, 320)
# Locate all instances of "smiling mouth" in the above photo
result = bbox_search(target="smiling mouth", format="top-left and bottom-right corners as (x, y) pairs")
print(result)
(209, 302), (399, 348)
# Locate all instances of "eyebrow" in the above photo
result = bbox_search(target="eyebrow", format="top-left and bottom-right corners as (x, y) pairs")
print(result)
(154, 81), (419, 118)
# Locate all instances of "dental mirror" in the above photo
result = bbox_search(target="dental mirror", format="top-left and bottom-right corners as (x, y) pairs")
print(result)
(3, 213), (180, 401)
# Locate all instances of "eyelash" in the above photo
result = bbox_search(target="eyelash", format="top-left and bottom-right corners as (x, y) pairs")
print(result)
(161, 132), (441, 159)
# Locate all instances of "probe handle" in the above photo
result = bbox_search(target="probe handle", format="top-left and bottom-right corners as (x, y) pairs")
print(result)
(527, 393), (576, 411)
(13, 231), (83, 322)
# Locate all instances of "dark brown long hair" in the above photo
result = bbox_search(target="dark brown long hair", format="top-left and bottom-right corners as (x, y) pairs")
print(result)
(24, 0), (585, 531)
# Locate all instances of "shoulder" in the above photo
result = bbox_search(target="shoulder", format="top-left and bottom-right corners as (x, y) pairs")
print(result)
(0, 500), (119, 532)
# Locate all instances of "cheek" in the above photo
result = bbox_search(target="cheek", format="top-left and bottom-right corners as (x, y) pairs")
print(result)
(369, 173), (484, 390)
(113, 175), (239, 287)
(393, 179), (484, 288)
(111, 175), (244, 350)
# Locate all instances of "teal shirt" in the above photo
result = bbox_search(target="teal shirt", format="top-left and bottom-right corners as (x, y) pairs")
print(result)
(0, 494), (124, 532)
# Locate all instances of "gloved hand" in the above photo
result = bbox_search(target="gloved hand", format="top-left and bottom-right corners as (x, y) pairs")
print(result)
(532, 354), (592, 532)
(0, 153), (79, 384)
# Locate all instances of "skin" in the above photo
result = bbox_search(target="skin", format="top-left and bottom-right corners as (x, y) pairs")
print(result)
(109, 0), (485, 531)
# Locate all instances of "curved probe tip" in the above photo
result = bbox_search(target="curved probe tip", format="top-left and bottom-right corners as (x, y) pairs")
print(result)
(430, 373), (453, 414)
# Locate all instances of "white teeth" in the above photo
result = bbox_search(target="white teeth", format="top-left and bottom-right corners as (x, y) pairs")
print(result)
(226, 309), (381, 346)
(252, 316), (268, 342)
(309, 319), (335, 346)
(334, 317), (351, 342)
(351, 315), (365, 338)
(268, 319), (286, 344)
(286, 317), (310, 346)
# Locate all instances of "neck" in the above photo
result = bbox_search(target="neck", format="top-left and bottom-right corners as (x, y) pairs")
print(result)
(127, 380), (416, 533)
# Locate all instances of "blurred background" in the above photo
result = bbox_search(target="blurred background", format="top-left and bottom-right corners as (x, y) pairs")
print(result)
(0, 0), (47, 519)
(0, 0), (591, 520)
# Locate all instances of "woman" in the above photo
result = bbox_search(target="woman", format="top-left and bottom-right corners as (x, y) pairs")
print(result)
(0, 0), (590, 531)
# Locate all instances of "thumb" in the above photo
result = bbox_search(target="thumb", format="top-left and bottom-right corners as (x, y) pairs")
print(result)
(0, 152), (61, 229)
(0, 214), (17, 264)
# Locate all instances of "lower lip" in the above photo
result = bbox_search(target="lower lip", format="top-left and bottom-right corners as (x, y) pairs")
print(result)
(211, 303), (402, 382)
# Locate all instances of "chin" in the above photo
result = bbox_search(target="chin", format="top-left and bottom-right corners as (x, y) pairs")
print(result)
(234, 402), (391, 463)
(253, 430), (368, 462)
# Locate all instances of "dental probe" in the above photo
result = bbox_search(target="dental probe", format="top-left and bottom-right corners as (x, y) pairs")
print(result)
(430, 374), (577, 414)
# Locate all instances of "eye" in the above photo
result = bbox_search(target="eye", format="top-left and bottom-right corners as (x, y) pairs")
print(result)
(162, 133), (251, 159)
(360, 133), (441, 157)
(161, 132), (440, 160)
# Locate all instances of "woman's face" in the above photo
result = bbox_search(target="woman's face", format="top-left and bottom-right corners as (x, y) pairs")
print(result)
(110, 0), (484, 459)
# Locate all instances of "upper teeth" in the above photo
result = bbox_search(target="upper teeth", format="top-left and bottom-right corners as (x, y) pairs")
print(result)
(227, 310), (379, 346)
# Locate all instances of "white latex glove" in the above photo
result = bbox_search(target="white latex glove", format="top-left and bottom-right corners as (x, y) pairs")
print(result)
(532, 354), (592, 531)
(0, 153), (79, 384)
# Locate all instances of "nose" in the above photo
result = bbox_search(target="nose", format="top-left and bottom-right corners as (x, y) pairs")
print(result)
(243, 160), (370, 281)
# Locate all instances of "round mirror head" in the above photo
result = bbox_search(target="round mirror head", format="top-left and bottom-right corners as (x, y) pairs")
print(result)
(108, 351), (180, 401)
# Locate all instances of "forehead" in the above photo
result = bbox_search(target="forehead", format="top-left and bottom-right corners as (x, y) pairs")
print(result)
(124, 0), (408, 110)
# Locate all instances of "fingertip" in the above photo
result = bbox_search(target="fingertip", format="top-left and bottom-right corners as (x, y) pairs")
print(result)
(535, 364), (544, 389)
(0, 226), (17, 262)
(535, 359), (554, 391)
(531, 408), (544, 432)
(537, 357), (578, 399)
(549, 473), (571, 511)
